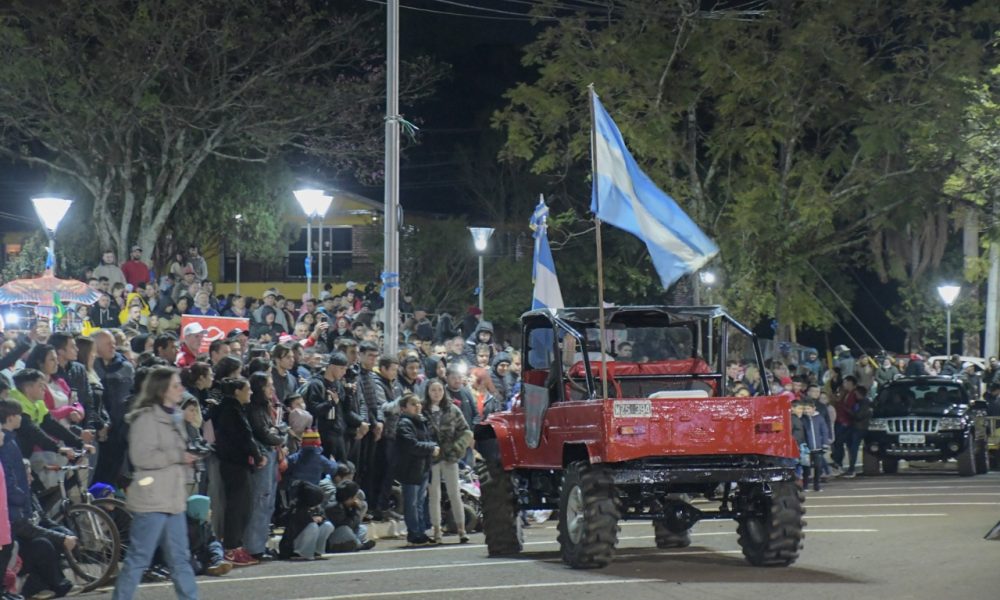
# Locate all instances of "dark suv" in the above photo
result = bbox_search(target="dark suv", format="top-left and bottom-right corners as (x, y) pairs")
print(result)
(863, 377), (989, 476)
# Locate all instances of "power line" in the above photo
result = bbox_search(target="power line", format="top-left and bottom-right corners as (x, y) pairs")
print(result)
(806, 262), (886, 353)
(362, 0), (552, 21)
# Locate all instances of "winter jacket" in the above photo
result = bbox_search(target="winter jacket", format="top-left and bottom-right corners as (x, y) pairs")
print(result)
(58, 361), (107, 430)
(445, 385), (477, 428)
(424, 403), (471, 464)
(271, 367), (299, 406)
(490, 352), (513, 404)
(874, 365), (900, 389)
(790, 414), (806, 445)
(125, 405), (191, 514)
(10, 388), (82, 454)
(834, 351), (856, 379)
(247, 394), (283, 453)
(1, 430), (31, 522)
(0, 460), (9, 547)
(213, 396), (263, 469)
(803, 414), (831, 450)
(92, 305), (120, 329)
(285, 446), (338, 486)
(394, 413), (436, 485)
(464, 321), (496, 365)
(95, 352), (135, 432)
(904, 358), (927, 377)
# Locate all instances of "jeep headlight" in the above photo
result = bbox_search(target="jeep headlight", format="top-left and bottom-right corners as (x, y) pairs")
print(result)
(868, 418), (888, 432)
(938, 417), (964, 431)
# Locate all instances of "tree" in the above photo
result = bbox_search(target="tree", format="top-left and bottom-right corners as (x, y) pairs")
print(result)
(0, 0), (442, 261)
(494, 0), (997, 339)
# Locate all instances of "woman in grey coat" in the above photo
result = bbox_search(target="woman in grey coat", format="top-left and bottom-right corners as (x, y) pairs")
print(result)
(113, 366), (199, 600)
(423, 378), (472, 544)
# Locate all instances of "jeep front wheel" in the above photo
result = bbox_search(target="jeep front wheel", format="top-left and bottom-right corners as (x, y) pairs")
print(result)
(957, 433), (977, 477)
(736, 482), (805, 567)
(476, 462), (523, 556)
(557, 461), (620, 568)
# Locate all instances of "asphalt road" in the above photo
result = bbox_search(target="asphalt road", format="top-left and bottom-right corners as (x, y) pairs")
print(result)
(83, 464), (1000, 600)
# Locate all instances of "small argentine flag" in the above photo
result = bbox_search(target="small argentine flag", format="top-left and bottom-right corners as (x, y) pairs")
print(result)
(590, 89), (718, 288)
(529, 197), (564, 310)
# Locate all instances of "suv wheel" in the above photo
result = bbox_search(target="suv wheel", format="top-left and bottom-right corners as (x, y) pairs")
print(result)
(476, 462), (523, 556)
(957, 433), (977, 477)
(862, 449), (881, 476)
(974, 438), (989, 475)
(736, 481), (805, 567)
(557, 461), (620, 568)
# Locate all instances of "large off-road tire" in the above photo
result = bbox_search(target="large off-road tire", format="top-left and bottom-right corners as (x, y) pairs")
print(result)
(476, 462), (523, 556)
(653, 520), (691, 548)
(736, 482), (805, 567)
(974, 438), (989, 475)
(557, 461), (619, 569)
(957, 433), (977, 477)
(989, 451), (1000, 471)
(862, 449), (881, 476)
(881, 458), (900, 475)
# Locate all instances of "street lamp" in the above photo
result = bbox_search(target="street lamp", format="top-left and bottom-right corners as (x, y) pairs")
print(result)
(31, 197), (72, 275)
(698, 271), (717, 286)
(468, 227), (495, 316)
(234, 214), (243, 295)
(937, 283), (961, 356)
(294, 189), (333, 298)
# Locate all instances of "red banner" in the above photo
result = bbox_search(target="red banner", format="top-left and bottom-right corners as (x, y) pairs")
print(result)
(180, 315), (250, 353)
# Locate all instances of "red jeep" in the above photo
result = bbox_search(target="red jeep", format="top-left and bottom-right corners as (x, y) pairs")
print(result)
(475, 306), (805, 568)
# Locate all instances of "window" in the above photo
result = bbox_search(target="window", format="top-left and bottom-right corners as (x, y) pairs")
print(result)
(287, 226), (353, 279)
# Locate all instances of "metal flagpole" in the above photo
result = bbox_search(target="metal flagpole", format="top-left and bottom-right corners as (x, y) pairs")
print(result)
(306, 216), (313, 298)
(383, 0), (400, 356)
(317, 217), (323, 294)
(589, 84), (609, 401)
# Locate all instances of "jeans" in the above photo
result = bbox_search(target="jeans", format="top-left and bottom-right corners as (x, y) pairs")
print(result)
(429, 461), (464, 535)
(293, 521), (335, 557)
(832, 424), (863, 472)
(20, 537), (69, 598)
(191, 539), (226, 575)
(377, 438), (397, 512)
(328, 524), (369, 551)
(401, 479), (429, 541)
(244, 448), (278, 555)
(112, 511), (198, 600)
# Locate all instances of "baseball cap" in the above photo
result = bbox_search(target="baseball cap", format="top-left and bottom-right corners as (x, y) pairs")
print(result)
(131, 245), (142, 252)
(225, 328), (245, 340)
(182, 322), (206, 337)
(263, 289), (277, 298)
(345, 281), (357, 290)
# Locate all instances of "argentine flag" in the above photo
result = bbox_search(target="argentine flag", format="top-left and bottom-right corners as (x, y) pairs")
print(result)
(590, 90), (718, 288)
(530, 198), (564, 310)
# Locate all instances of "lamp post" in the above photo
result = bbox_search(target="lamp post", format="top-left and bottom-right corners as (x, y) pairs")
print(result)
(234, 214), (243, 295)
(294, 189), (333, 299)
(468, 227), (495, 316)
(31, 197), (73, 275)
(937, 284), (961, 356)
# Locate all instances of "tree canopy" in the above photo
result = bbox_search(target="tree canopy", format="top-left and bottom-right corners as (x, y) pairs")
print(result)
(0, 0), (442, 261)
(494, 0), (999, 342)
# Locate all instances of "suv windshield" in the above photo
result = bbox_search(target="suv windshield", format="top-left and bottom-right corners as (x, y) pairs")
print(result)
(875, 382), (968, 416)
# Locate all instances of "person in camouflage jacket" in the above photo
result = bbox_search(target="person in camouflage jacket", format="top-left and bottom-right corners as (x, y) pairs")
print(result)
(422, 378), (472, 543)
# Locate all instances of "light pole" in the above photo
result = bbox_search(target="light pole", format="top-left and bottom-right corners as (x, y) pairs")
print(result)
(31, 197), (73, 275)
(469, 227), (495, 316)
(234, 214), (243, 295)
(937, 284), (961, 356)
(294, 189), (333, 299)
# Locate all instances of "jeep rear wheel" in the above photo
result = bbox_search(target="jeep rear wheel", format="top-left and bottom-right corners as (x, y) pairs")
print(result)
(653, 520), (691, 548)
(957, 434), (977, 477)
(736, 482), (805, 567)
(557, 461), (619, 568)
(974, 439), (989, 475)
(476, 462), (523, 556)
(862, 449), (881, 476)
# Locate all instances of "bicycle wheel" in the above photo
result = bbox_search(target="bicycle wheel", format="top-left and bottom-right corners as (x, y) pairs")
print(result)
(58, 503), (121, 592)
(94, 498), (132, 562)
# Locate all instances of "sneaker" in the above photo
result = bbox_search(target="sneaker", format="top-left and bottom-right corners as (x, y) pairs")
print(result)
(841, 470), (856, 479)
(313, 553), (328, 560)
(407, 535), (431, 547)
(206, 561), (233, 576)
(29, 592), (54, 600)
(384, 509), (404, 521)
(359, 539), (377, 551)
(251, 550), (276, 562)
(459, 534), (470, 544)
(289, 552), (310, 561)
(225, 548), (259, 566)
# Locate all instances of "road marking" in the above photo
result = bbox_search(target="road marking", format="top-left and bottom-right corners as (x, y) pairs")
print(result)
(807, 502), (1000, 508)
(811, 493), (1000, 499)
(618, 513), (945, 525)
(285, 579), (665, 600)
(841, 486), (999, 491)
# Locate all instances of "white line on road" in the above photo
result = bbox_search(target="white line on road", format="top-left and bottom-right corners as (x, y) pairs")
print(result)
(839, 486), (999, 491)
(618, 513), (944, 525)
(807, 502), (1000, 508)
(284, 579), (665, 600)
(810, 493), (1000, 499)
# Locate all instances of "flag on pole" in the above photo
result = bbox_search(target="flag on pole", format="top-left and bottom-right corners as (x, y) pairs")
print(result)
(590, 90), (718, 288)
(529, 197), (564, 310)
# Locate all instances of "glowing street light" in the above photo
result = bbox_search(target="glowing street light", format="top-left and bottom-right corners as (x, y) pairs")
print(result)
(294, 189), (334, 298)
(699, 271), (717, 286)
(468, 227), (495, 316)
(937, 283), (961, 356)
(31, 197), (72, 275)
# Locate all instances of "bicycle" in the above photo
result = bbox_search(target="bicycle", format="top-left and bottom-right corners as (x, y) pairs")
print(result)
(41, 456), (122, 592)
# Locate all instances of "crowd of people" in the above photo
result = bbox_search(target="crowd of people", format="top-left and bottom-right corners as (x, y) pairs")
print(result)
(0, 246), (522, 600)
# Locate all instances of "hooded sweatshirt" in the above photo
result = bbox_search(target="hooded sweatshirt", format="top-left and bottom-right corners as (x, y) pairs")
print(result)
(490, 352), (513, 405)
(464, 320), (496, 365)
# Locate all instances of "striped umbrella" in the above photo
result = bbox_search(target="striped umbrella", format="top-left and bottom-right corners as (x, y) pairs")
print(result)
(0, 275), (101, 306)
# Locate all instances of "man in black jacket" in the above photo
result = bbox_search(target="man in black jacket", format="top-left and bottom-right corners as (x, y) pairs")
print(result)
(303, 353), (363, 462)
(52, 333), (107, 436)
(394, 394), (438, 546)
(91, 330), (134, 488)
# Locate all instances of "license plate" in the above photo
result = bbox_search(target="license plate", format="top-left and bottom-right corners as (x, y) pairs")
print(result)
(613, 400), (652, 418)
(898, 434), (926, 444)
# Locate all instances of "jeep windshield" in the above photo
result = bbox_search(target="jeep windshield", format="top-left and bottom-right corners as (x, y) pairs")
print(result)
(875, 382), (969, 417)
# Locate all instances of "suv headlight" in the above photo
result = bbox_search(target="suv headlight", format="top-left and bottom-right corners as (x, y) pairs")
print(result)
(938, 417), (964, 431)
(868, 418), (888, 432)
